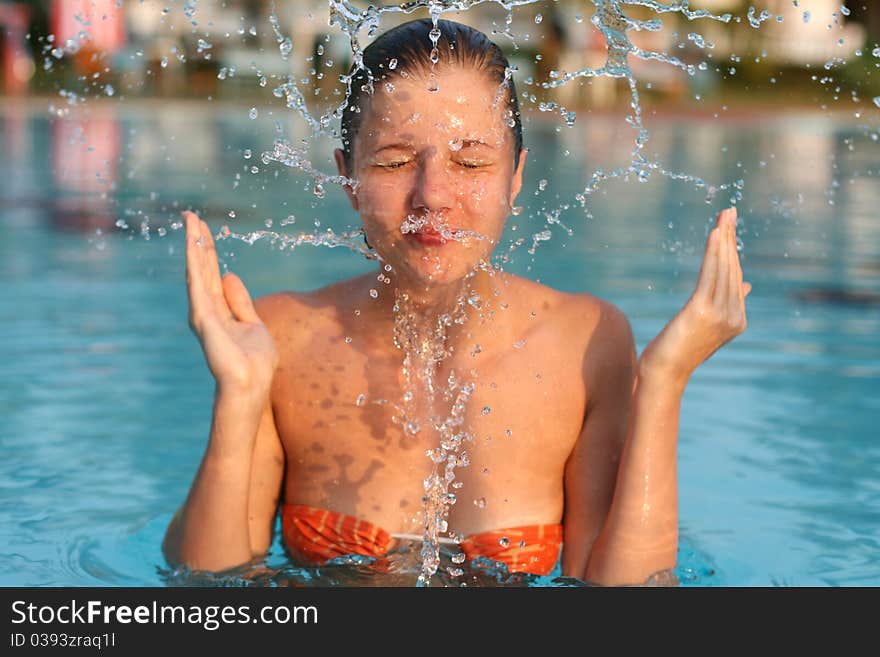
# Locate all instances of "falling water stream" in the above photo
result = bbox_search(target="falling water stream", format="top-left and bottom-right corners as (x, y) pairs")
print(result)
(28, 1), (880, 586)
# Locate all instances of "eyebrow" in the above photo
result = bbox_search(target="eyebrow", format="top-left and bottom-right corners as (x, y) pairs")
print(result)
(371, 139), (497, 156)
(457, 139), (494, 148)
(373, 143), (414, 154)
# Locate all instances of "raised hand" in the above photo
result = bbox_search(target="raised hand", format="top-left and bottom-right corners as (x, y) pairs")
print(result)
(640, 207), (752, 383)
(184, 211), (278, 399)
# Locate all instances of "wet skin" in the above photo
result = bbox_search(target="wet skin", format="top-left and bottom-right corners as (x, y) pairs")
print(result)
(254, 68), (613, 548)
(167, 66), (751, 584)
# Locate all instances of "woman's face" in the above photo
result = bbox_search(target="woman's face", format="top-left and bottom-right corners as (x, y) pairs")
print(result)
(335, 66), (526, 288)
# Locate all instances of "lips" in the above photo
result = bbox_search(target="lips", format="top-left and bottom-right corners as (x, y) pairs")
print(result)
(406, 230), (448, 246)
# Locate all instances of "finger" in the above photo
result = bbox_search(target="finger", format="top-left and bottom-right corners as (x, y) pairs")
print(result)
(694, 224), (721, 302)
(727, 211), (742, 313)
(222, 272), (261, 324)
(184, 212), (209, 324)
(198, 219), (225, 301)
(743, 282), (752, 297)
(713, 210), (733, 308)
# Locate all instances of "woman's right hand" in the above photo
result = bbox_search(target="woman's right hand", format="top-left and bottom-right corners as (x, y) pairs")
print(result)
(184, 211), (278, 400)
(638, 207), (751, 384)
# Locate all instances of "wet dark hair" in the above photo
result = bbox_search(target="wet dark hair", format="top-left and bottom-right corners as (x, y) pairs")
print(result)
(340, 18), (523, 175)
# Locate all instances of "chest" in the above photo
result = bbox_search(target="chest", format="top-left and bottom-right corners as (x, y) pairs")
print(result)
(269, 323), (588, 527)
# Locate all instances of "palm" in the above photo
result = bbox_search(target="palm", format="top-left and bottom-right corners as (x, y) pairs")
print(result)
(184, 212), (278, 392)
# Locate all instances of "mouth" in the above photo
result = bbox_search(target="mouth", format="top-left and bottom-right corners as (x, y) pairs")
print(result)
(400, 214), (459, 247)
(405, 229), (450, 247)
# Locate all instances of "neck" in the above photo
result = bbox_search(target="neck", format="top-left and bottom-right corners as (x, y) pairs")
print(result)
(362, 265), (497, 353)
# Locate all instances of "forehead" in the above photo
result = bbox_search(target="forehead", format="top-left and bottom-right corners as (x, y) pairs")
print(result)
(357, 67), (510, 144)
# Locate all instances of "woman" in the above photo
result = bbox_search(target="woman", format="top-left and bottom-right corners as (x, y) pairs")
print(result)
(163, 19), (750, 585)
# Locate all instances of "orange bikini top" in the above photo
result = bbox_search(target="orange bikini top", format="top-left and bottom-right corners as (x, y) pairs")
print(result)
(281, 503), (562, 576)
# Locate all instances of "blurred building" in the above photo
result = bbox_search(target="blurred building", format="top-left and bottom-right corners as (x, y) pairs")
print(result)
(754, 0), (865, 65)
(0, 2), (33, 94)
(3, 0), (876, 104)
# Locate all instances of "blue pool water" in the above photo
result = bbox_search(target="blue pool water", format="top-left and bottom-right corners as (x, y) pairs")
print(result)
(1, 100), (878, 586)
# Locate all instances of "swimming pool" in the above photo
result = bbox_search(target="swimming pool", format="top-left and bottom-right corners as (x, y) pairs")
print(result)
(1, 100), (878, 586)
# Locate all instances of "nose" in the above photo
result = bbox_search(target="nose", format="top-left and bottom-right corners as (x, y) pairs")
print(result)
(409, 151), (453, 216)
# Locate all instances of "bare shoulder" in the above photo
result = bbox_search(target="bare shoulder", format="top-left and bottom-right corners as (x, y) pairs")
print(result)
(498, 273), (631, 346)
(251, 276), (362, 345)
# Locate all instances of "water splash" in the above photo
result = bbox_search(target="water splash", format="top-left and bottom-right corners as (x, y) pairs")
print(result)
(389, 286), (480, 585)
(255, 1), (745, 228)
(213, 223), (375, 258)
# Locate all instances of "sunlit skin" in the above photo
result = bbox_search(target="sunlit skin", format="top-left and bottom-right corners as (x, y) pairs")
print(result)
(335, 67), (523, 296)
(163, 65), (751, 586)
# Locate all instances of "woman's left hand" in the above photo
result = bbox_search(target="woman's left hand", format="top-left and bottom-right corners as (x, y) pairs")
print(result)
(640, 207), (752, 384)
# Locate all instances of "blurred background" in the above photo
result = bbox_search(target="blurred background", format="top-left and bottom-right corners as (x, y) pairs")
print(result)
(3, 1), (880, 104)
(1, 1), (878, 587)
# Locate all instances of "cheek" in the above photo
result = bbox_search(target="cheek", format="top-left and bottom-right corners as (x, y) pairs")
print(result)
(355, 175), (407, 220)
(457, 177), (510, 219)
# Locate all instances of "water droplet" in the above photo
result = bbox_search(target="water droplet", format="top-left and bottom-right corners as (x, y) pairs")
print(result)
(481, 406), (491, 416)
(451, 552), (466, 564)
(803, 10), (810, 23)
(249, 107), (258, 120)
(874, 97), (880, 108)
(473, 497), (486, 509)
(498, 537), (510, 548)
(160, 56), (168, 68)
(369, 288), (378, 299)
(279, 37), (292, 60)
(243, 149), (252, 159)
(355, 393), (366, 406)
(388, 58), (398, 70)
(228, 210), (236, 219)
(250, 165), (259, 174)
(104, 84), (114, 97)
(448, 567), (463, 577)
(535, 13), (543, 24)
(344, 336), (352, 344)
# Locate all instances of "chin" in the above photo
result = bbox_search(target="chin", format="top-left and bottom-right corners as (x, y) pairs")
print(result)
(396, 254), (478, 290)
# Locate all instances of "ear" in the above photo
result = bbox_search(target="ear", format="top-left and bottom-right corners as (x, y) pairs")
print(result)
(508, 147), (527, 207)
(334, 148), (359, 211)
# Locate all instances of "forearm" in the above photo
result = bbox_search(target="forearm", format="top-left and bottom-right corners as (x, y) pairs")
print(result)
(585, 362), (686, 585)
(163, 386), (266, 572)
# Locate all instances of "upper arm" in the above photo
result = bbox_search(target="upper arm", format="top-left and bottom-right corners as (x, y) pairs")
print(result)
(561, 300), (637, 579)
(246, 295), (288, 556)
